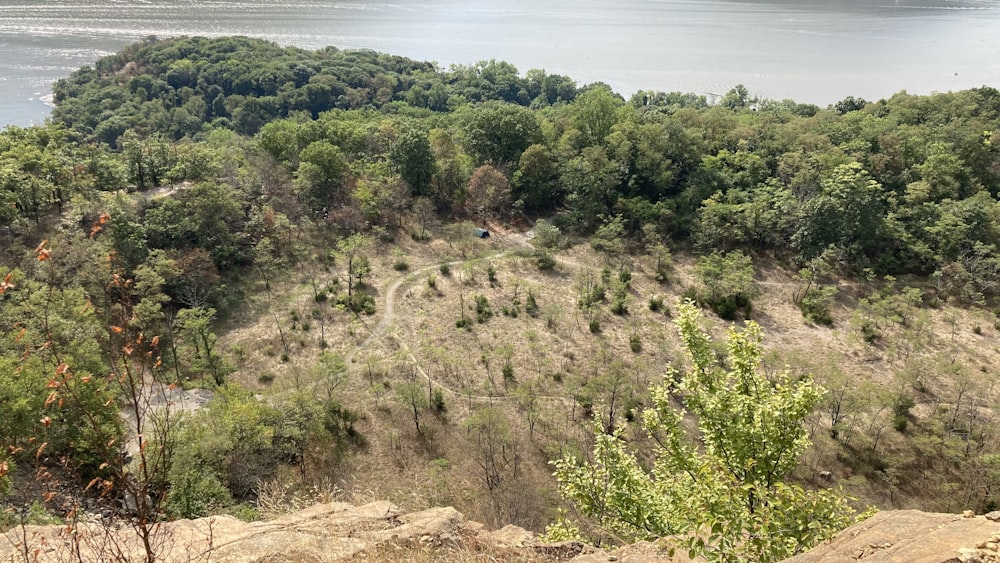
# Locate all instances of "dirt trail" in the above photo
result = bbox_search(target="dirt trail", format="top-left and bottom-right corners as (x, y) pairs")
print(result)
(346, 232), (535, 365)
(344, 233), (577, 407)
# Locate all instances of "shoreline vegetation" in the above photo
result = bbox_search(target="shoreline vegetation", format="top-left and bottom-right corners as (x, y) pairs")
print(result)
(2, 35), (1000, 561)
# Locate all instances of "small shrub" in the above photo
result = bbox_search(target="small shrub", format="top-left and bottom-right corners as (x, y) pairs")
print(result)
(487, 263), (498, 286)
(393, 260), (409, 272)
(526, 290), (539, 317)
(439, 263), (451, 276)
(893, 415), (909, 432)
(432, 389), (446, 413)
(456, 317), (470, 329)
(859, 319), (880, 344)
(349, 292), (376, 315)
(611, 297), (628, 316)
(578, 282), (607, 310)
(280, 352), (290, 363)
(892, 393), (915, 432)
(629, 334), (641, 353)
(694, 250), (759, 320)
(589, 317), (601, 334)
(427, 274), (437, 289)
(533, 219), (565, 249)
(798, 286), (836, 326)
(619, 267), (632, 287)
(649, 296), (663, 312)
(474, 294), (493, 323)
(0, 501), (58, 529)
(712, 294), (752, 321)
(681, 286), (700, 303)
(973, 325), (983, 335)
(257, 373), (275, 385)
(301, 321), (311, 331)
(610, 286), (628, 315)
(226, 503), (261, 523)
(535, 249), (556, 270)
(314, 292), (328, 303)
(231, 345), (248, 367)
(290, 311), (300, 322)
(502, 362), (515, 383)
(654, 262), (671, 284)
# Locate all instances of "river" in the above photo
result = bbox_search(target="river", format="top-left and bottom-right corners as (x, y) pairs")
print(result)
(2, 0), (999, 127)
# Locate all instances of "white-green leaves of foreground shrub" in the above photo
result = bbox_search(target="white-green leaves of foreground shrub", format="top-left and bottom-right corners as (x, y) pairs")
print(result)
(551, 300), (854, 562)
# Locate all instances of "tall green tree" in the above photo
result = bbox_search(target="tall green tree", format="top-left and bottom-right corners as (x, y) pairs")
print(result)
(390, 125), (435, 196)
(462, 102), (540, 167)
(793, 161), (887, 264)
(296, 140), (350, 214)
(336, 233), (372, 312)
(572, 84), (624, 146)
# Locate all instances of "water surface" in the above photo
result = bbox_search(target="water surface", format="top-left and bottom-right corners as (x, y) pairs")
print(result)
(2, 0), (999, 126)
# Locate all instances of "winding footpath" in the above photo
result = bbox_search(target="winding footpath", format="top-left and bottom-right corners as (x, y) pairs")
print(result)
(343, 234), (577, 407)
(342, 237), (824, 409)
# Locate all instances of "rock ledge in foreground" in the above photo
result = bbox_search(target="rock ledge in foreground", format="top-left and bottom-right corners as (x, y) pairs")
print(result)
(783, 509), (1000, 563)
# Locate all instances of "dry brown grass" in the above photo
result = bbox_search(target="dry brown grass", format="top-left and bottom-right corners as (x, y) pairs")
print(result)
(353, 541), (559, 562)
(207, 225), (1000, 524)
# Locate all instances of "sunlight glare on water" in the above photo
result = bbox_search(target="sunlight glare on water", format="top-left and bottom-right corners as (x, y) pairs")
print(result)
(1, 0), (999, 126)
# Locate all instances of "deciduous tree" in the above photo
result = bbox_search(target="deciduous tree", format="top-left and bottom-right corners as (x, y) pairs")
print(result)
(552, 301), (853, 562)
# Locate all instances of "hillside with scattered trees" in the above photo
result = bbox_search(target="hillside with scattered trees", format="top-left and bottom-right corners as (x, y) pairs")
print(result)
(3, 36), (1000, 562)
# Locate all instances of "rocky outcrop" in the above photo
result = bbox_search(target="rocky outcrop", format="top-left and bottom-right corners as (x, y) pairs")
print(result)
(0, 501), (595, 562)
(8, 505), (1000, 562)
(783, 509), (1000, 563)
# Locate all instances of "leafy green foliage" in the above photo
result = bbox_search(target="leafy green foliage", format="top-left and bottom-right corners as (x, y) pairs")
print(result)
(461, 102), (541, 166)
(850, 278), (927, 351)
(297, 141), (349, 214)
(798, 286), (837, 325)
(693, 251), (759, 319)
(0, 269), (120, 472)
(9, 35), (1000, 539)
(552, 301), (854, 562)
(473, 294), (493, 323)
(167, 385), (361, 518)
(389, 124), (435, 196)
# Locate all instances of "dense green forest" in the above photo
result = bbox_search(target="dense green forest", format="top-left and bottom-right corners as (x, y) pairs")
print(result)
(3, 35), (1000, 561)
(22, 35), (1000, 291)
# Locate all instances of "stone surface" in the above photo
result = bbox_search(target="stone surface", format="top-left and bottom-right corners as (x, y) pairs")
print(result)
(783, 510), (1000, 563)
(0, 501), (589, 562)
(7, 505), (1000, 562)
(571, 539), (701, 563)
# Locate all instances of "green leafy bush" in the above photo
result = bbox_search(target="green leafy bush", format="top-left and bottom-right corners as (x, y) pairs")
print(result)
(693, 251), (759, 320)
(798, 286), (837, 325)
(535, 249), (556, 270)
(474, 294), (493, 323)
(551, 301), (854, 562)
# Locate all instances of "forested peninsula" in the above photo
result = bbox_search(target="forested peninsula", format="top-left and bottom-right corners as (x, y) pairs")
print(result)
(3, 36), (1000, 562)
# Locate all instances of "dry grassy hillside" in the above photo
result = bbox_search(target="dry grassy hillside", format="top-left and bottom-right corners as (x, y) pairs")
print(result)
(212, 224), (1000, 531)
